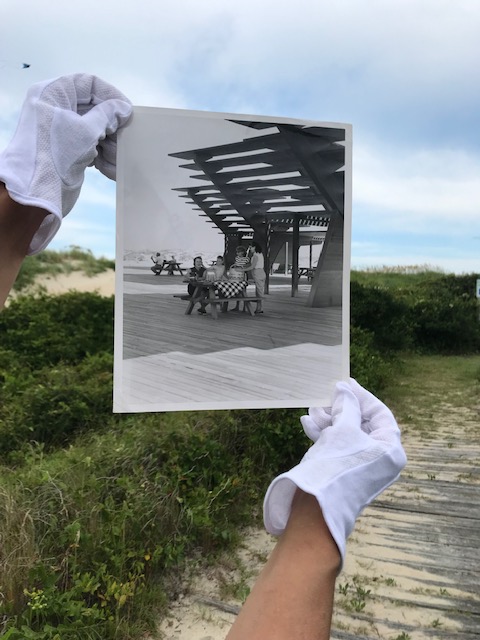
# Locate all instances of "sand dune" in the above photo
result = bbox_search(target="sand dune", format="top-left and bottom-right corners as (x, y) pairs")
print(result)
(21, 270), (115, 298)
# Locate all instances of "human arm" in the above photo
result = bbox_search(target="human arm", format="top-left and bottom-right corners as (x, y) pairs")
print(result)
(0, 183), (47, 308)
(242, 253), (257, 272)
(227, 380), (407, 640)
(226, 490), (339, 640)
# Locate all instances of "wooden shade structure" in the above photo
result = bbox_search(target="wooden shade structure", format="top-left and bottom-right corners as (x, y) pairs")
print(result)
(169, 120), (346, 306)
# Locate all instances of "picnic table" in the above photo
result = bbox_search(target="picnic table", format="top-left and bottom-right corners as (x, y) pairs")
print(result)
(162, 260), (184, 275)
(151, 260), (184, 276)
(298, 267), (314, 281)
(176, 279), (261, 319)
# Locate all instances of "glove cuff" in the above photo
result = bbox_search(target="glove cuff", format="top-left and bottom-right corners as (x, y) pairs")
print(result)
(264, 443), (406, 573)
(0, 178), (62, 255)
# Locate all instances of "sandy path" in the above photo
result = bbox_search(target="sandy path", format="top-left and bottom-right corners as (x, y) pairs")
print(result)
(20, 270), (115, 298)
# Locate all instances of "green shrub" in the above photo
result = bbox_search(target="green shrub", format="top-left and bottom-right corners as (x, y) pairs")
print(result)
(0, 354), (114, 457)
(0, 405), (308, 639)
(350, 326), (394, 395)
(426, 273), (479, 299)
(0, 293), (114, 368)
(350, 281), (413, 352)
(411, 294), (480, 354)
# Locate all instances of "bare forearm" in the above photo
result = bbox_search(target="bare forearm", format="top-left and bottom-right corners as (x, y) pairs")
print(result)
(0, 183), (47, 308)
(226, 491), (340, 640)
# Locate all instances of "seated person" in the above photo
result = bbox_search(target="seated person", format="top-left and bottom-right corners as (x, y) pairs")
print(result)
(187, 256), (208, 314)
(166, 255), (177, 275)
(150, 252), (162, 275)
(213, 255), (226, 280)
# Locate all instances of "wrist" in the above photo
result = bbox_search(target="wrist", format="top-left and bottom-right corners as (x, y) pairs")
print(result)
(283, 490), (341, 574)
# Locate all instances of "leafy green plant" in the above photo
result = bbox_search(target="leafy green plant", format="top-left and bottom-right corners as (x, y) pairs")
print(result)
(0, 292), (114, 369)
(350, 326), (395, 395)
(349, 598), (366, 612)
(350, 280), (413, 352)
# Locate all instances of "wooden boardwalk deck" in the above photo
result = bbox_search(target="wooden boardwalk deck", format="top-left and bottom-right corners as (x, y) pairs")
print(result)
(122, 270), (342, 359)
(116, 269), (344, 411)
(332, 418), (480, 639)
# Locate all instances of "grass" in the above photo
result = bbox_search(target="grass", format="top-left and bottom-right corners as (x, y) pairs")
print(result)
(351, 265), (447, 291)
(381, 354), (480, 436)
(13, 247), (115, 292)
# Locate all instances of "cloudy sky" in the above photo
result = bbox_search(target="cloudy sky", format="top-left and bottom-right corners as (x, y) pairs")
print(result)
(1, 0), (479, 273)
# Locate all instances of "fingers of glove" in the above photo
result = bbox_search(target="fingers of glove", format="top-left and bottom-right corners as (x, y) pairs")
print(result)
(34, 73), (131, 112)
(300, 405), (332, 442)
(348, 378), (400, 438)
(331, 382), (362, 428)
(309, 405), (332, 429)
(82, 101), (130, 181)
(94, 147), (117, 180)
(49, 98), (130, 187)
(81, 99), (132, 142)
(34, 74), (131, 149)
(69, 74), (131, 111)
(313, 383), (364, 450)
(300, 414), (324, 442)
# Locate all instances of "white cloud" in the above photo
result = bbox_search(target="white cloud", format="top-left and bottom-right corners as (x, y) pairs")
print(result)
(353, 144), (480, 228)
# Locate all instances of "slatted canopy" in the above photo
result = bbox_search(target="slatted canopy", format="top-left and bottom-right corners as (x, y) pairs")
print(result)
(169, 119), (346, 302)
(170, 120), (344, 233)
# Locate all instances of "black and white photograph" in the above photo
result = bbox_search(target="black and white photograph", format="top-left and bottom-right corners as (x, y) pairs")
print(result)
(114, 107), (352, 412)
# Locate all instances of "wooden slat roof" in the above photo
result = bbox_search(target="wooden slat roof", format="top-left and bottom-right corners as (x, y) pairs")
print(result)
(169, 120), (345, 238)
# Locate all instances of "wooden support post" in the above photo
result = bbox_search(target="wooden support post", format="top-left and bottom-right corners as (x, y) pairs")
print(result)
(265, 221), (272, 294)
(307, 212), (343, 307)
(291, 216), (299, 297)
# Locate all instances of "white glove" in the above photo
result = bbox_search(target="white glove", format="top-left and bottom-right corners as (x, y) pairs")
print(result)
(263, 380), (407, 570)
(0, 73), (132, 254)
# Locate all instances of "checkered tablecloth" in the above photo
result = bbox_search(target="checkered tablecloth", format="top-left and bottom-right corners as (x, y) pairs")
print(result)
(214, 280), (248, 298)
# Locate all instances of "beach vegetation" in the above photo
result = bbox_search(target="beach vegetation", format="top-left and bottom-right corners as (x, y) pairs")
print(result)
(13, 246), (115, 293)
(0, 260), (479, 638)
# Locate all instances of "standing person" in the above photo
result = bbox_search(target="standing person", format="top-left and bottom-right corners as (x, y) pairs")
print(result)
(244, 242), (266, 314)
(230, 245), (250, 312)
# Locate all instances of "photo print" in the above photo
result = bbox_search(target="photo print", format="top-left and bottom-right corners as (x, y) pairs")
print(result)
(114, 107), (352, 412)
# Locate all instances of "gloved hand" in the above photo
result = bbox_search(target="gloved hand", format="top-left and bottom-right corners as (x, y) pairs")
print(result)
(0, 73), (132, 254)
(263, 380), (407, 570)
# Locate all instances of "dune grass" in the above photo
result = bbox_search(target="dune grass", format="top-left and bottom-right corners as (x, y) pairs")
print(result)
(13, 246), (115, 293)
